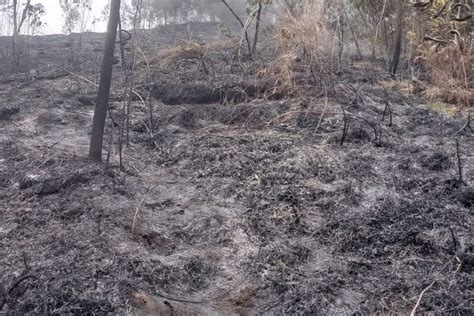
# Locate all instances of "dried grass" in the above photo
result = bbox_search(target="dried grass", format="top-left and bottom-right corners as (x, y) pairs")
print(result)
(273, 0), (329, 65)
(153, 42), (207, 67)
(422, 39), (473, 106)
(150, 38), (241, 68)
(260, 0), (330, 97)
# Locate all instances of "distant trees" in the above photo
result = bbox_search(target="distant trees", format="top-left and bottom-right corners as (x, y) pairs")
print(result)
(0, 0), (45, 37)
(0, 0), (44, 53)
(60, 0), (92, 66)
(89, 0), (121, 162)
(60, 0), (92, 34)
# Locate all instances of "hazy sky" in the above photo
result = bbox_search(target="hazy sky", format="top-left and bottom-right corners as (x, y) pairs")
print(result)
(40, 0), (109, 34)
(0, 0), (253, 36)
(0, 0), (109, 35)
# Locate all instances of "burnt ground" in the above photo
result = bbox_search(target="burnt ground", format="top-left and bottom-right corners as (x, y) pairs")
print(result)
(0, 22), (473, 315)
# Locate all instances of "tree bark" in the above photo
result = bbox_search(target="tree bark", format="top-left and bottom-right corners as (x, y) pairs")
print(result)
(252, 2), (263, 55)
(12, 0), (17, 55)
(89, 0), (121, 162)
(16, 0), (30, 35)
(390, 0), (403, 76)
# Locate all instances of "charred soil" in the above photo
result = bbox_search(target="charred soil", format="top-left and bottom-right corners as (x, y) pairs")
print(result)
(1, 22), (473, 315)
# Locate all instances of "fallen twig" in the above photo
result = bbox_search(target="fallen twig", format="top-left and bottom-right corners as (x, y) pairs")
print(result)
(455, 139), (465, 185)
(410, 255), (459, 315)
(0, 275), (48, 315)
(131, 184), (159, 234)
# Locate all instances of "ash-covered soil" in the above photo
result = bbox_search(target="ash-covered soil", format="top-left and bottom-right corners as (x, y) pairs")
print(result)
(1, 22), (473, 315)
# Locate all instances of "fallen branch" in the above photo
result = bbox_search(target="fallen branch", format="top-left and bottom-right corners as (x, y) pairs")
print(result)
(266, 109), (378, 141)
(410, 255), (459, 315)
(63, 68), (145, 102)
(0, 275), (48, 315)
(410, 279), (437, 316)
(131, 184), (159, 234)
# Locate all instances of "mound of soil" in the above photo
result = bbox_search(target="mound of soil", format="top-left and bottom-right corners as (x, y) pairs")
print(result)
(0, 107), (20, 121)
(151, 82), (258, 105)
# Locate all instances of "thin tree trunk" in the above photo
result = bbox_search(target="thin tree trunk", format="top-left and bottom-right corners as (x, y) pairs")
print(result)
(12, 0), (17, 56)
(383, 18), (389, 61)
(390, 0), (403, 76)
(126, 0), (143, 147)
(343, 10), (361, 57)
(221, 0), (252, 58)
(252, 2), (262, 55)
(337, 13), (344, 73)
(11, 0), (31, 67)
(372, 0), (387, 58)
(118, 17), (126, 71)
(89, 0), (121, 162)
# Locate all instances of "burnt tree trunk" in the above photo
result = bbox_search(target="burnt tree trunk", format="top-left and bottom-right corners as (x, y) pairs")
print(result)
(390, 0), (403, 76)
(252, 2), (263, 55)
(222, 0), (252, 58)
(12, 0), (18, 56)
(89, 0), (121, 162)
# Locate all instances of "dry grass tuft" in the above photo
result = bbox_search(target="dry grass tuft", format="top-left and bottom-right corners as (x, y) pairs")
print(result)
(422, 40), (473, 106)
(153, 42), (207, 66)
(257, 52), (298, 97)
(260, 0), (330, 97)
(150, 38), (242, 67)
(273, 1), (329, 66)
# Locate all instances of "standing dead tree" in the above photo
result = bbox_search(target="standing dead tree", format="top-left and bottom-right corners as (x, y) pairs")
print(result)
(252, 1), (263, 54)
(221, 0), (252, 58)
(249, 0), (272, 55)
(11, 0), (30, 54)
(390, 0), (403, 76)
(0, 0), (44, 70)
(89, 0), (121, 162)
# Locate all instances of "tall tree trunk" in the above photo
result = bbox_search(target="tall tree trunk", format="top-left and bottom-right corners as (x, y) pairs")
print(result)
(12, 0), (18, 56)
(343, 10), (361, 57)
(372, 0), (387, 58)
(383, 18), (389, 61)
(252, 2), (263, 55)
(118, 17), (126, 71)
(390, 0), (403, 76)
(11, 0), (31, 66)
(337, 13), (344, 73)
(89, 0), (121, 162)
